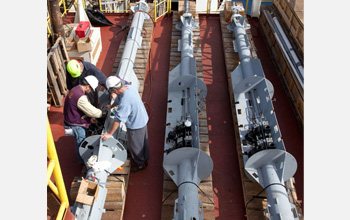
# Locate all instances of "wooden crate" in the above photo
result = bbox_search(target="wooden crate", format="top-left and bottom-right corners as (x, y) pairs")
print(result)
(259, 5), (303, 127)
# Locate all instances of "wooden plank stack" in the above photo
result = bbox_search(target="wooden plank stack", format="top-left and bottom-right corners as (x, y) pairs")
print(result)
(47, 37), (70, 108)
(70, 159), (131, 220)
(113, 3), (155, 98)
(161, 10), (215, 220)
(259, 5), (304, 127)
(219, 10), (303, 220)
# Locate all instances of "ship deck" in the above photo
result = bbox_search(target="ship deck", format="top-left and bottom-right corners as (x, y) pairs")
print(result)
(47, 10), (303, 220)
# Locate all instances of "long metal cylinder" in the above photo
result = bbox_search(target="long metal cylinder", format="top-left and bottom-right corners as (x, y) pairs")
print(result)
(230, 15), (255, 79)
(261, 163), (294, 219)
(116, 0), (150, 90)
(163, 2), (213, 219)
(177, 159), (200, 219)
(227, 9), (298, 219)
(180, 19), (194, 77)
(118, 12), (145, 79)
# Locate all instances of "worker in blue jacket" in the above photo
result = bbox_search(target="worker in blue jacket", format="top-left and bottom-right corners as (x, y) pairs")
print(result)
(101, 76), (149, 172)
(66, 59), (109, 107)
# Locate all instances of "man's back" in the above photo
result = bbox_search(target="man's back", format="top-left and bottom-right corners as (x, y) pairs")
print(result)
(114, 85), (148, 129)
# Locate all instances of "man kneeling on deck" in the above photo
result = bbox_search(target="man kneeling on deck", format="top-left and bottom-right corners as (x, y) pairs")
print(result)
(100, 76), (149, 172)
(64, 75), (104, 164)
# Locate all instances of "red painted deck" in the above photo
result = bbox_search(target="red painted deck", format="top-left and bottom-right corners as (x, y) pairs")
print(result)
(199, 15), (246, 219)
(48, 12), (303, 219)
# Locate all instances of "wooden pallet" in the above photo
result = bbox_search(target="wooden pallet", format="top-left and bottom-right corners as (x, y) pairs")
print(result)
(47, 37), (70, 107)
(219, 11), (303, 219)
(112, 3), (155, 98)
(70, 159), (131, 220)
(259, 5), (304, 127)
(272, 0), (304, 55)
(161, 10), (215, 220)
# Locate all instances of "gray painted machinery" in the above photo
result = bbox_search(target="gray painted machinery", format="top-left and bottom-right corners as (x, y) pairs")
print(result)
(227, 6), (299, 220)
(163, 1), (213, 219)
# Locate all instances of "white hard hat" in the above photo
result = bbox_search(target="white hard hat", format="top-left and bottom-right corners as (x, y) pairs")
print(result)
(106, 76), (122, 90)
(84, 75), (99, 91)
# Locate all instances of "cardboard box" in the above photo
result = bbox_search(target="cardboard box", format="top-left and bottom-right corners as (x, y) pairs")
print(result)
(76, 179), (99, 206)
(65, 37), (76, 51)
(68, 27), (102, 65)
(74, 33), (93, 53)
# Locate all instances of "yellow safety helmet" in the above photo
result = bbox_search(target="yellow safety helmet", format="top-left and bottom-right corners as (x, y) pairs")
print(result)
(67, 60), (82, 78)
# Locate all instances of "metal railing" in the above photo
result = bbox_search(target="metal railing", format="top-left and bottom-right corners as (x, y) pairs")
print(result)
(154, 0), (171, 22)
(99, 0), (130, 13)
(60, 0), (87, 15)
(47, 14), (52, 38)
(47, 117), (70, 220)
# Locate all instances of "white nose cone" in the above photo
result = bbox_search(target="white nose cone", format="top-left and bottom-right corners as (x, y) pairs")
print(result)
(185, 119), (191, 127)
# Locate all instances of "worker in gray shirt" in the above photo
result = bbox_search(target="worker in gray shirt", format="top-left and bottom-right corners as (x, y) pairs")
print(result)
(101, 76), (149, 172)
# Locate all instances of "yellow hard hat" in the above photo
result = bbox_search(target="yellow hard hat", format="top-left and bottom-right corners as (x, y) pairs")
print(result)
(67, 60), (81, 78)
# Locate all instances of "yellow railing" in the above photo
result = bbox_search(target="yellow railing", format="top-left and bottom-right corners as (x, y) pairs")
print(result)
(47, 117), (70, 220)
(60, 0), (86, 15)
(47, 15), (52, 38)
(59, 0), (69, 16)
(154, 0), (171, 22)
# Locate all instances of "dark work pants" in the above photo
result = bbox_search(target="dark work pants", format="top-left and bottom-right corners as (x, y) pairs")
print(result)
(127, 125), (149, 166)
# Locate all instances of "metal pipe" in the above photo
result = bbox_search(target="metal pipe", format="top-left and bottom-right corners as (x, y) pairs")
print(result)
(47, 118), (69, 206)
(47, 160), (56, 185)
(163, 2), (213, 219)
(227, 10), (298, 219)
(177, 159), (200, 218)
(263, 10), (304, 88)
(261, 163), (294, 219)
(116, 0), (150, 91)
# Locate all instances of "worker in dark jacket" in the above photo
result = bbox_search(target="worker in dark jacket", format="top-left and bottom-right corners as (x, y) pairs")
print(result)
(66, 59), (108, 107)
(64, 75), (104, 164)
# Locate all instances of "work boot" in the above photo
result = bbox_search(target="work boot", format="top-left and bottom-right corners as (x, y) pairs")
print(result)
(130, 161), (148, 172)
